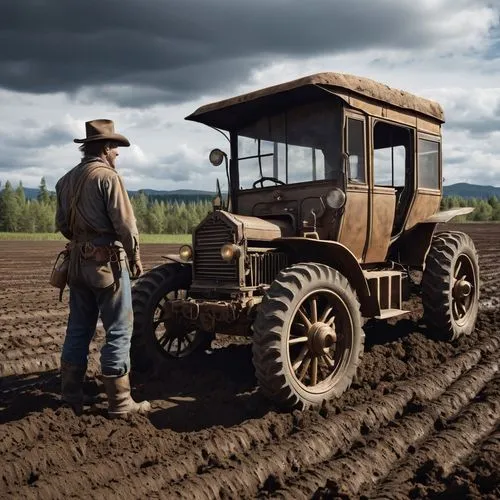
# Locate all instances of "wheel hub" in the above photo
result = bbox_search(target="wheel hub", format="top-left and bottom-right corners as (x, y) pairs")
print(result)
(308, 322), (337, 355)
(453, 278), (472, 300)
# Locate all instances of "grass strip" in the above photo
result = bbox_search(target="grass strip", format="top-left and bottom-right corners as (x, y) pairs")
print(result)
(0, 232), (191, 244)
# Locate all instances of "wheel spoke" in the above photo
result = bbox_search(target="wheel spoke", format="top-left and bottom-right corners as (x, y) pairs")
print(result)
(297, 355), (311, 381)
(310, 297), (318, 323)
(159, 334), (170, 347)
(153, 319), (164, 329)
(310, 357), (318, 386)
(326, 315), (336, 327)
(457, 299), (467, 317)
(297, 307), (312, 329)
(289, 336), (308, 345)
(322, 354), (334, 369)
(292, 344), (310, 370)
(319, 306), (333, 323)
(454, 260), (462, 279)
(166, 336), (174, 353)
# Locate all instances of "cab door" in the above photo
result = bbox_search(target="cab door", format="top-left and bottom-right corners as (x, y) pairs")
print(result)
(337, 111), (370, 261)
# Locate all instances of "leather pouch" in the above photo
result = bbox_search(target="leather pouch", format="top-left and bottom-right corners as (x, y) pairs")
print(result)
(80, 260), (116, 289)
(49, 250), (70, 289)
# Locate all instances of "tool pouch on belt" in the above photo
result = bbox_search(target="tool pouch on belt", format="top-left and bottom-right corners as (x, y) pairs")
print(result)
(49, 249), (70, 300)
(80, 244), (121, 289)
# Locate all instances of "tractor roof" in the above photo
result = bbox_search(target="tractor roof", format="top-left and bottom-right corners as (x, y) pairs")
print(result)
(186, 72), (444, 130)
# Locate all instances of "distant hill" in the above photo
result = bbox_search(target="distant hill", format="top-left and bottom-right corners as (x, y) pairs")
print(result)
(138, 189), (214, 196)
(14, 183), (500, 201)
(443, 183), (500, 199)
(20, 187), (215, 201)
(23, 187), (41, 200)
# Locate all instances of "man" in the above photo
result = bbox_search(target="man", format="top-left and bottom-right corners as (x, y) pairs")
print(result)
(55, 119), (150, 417)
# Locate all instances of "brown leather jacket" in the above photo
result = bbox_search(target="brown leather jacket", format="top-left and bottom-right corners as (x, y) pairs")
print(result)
(55, 157), (140, 264)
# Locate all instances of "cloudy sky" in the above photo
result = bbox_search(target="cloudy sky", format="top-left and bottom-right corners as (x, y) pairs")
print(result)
(1, 0), (499, 192)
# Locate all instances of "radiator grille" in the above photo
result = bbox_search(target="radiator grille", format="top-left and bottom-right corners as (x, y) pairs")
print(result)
(194, 217), (237, 282)
(247, 252), (288, 287)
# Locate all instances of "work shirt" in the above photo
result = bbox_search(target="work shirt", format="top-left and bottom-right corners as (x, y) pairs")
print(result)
(55, 156), (139, 262)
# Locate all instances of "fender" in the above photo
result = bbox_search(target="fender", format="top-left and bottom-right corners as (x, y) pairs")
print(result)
(423, 207), (474, 223)
(392, 207), (475, 268)
(273, 237), (379, 317)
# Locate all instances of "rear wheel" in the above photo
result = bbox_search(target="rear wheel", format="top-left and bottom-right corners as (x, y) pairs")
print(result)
(422, 231), (479, 341)
(131, 264), (211, 372)
(252, 263), (364, 410)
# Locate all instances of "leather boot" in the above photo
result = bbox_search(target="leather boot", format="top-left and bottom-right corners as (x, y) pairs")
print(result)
(60, 360), (86, 415)
(102, 373), (151, 418)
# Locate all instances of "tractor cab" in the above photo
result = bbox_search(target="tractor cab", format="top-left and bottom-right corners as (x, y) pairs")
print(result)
(186, 72), (445, 264)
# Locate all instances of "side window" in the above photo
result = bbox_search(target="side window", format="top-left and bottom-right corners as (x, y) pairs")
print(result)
(418, 138), (440, 189)
(373, 122), (412, 187)
(346, 118), (365, 183)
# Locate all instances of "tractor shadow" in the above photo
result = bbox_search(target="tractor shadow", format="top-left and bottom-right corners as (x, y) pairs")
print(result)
(363, 316), (426, 349)
(136, 317), (427, 432)
(0, 370), (61, 423)
(132, 341), (272, 432)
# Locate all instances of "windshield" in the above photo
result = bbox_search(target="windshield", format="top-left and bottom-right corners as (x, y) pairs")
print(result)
(237, 100), (342, 189)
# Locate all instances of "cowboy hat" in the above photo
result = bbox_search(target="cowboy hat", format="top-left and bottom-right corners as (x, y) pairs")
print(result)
(74, 119), (130, 146)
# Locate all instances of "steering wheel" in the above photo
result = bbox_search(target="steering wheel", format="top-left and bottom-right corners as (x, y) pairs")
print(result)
(252, 176), (286, 189)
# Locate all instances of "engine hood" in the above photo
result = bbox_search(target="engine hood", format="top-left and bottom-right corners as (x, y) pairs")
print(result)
(206, 210), (293, 242)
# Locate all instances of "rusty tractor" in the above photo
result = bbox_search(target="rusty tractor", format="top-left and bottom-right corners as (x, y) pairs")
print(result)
(131, 73), (479, 409)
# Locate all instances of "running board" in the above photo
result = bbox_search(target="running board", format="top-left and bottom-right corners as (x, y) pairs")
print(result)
(375, 308), (410, 320)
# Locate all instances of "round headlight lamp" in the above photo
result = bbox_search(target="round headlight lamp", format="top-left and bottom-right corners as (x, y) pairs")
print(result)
(325, 188), (346, 210)
(209, 148), (225, 166)
(179, 245), (193, 261)
(221, 243), (241, 262)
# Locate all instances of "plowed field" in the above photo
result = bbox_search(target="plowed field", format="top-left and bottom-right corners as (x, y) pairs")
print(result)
(1, 224), (499, 499)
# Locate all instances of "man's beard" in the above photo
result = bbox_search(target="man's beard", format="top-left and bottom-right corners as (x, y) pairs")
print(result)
(105, 153), (116, 169)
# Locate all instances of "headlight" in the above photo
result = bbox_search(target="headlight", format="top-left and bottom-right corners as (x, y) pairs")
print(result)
(209, 148), (225, 166)
(325, 188), (346, 209)
(221, 243), (241, 262)
(179, 245), (193, 261)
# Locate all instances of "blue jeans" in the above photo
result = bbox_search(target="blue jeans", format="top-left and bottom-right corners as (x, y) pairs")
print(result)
(61, 267), (133, 376)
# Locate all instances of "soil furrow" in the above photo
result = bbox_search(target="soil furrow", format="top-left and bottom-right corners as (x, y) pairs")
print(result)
(0, 343), (103, 378)
(0, 353), (62, 378)
(15, 340), (490, 500)
(371, 375), (500, 499)
(2, 413), (186, 499)
(65, 332), (500, 500)
(162, 339), (499, 499)
(7, 411), (296, 498)
(0, 309), (68, 324)
(276, 354), (499, 499)
(0, 325), (66, 342)
(0, 331), (104, 359)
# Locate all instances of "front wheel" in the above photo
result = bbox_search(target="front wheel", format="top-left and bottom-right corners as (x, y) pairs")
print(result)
(252, 263), (364, 410)
(131, 263), (211, 372)
(422, 231), (479, 341)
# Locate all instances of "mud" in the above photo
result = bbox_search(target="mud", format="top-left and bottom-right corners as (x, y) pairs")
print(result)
(0, 223), (499, 499)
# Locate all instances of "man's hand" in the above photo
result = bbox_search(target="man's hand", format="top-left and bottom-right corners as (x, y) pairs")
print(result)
(129, 259), (143, 279)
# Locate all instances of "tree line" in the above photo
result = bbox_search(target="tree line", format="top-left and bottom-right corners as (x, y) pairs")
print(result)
(1, 178), (500, 233)
(0, 179), (213, 234)
(441, 195), (500, 222)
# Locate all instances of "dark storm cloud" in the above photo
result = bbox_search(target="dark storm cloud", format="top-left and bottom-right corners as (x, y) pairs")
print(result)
(0, 0), (463, 106)
(5, 124), (74, 149)
(450, 117), (500, 136)
(445, 100), (500, 136)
